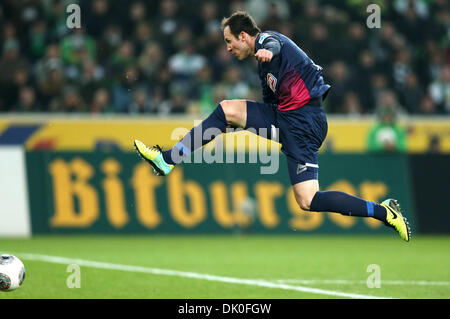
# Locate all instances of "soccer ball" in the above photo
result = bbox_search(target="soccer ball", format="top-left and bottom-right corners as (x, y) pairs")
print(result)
(0, 254), (26, 291)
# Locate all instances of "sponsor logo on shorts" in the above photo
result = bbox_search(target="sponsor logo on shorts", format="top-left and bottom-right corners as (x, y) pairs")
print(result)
(296, 164), (307, 174)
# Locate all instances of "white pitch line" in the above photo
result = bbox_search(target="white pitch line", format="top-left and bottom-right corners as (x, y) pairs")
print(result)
(18, 253), (393, 299)
(274, 279), (450, 286)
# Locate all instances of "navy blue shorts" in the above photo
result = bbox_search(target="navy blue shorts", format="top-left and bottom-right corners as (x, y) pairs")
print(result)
(245, 100), (328, 185)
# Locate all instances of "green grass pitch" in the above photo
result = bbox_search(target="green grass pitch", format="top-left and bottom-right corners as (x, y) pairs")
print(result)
(1, 235), (449, 299)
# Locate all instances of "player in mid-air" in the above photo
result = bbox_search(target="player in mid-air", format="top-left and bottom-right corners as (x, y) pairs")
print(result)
(134, 11), (411, 241)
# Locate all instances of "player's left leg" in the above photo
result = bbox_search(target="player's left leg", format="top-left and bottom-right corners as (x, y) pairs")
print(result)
(279, 101), (411, 241)
(292, 180), (411, 242)
(293, 179), (386, 220)
(134, 100), (246, 175)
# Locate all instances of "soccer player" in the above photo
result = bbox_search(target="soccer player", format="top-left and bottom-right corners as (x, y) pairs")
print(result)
(134, 11), (411, 241)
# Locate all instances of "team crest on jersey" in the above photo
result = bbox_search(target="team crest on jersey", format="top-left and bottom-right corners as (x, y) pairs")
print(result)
(266, 73), (277, 93)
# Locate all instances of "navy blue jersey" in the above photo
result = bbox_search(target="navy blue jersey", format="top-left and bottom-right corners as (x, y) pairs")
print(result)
(255, 31), (331, 111)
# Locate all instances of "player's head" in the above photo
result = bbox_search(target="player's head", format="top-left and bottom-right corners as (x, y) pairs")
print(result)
(221, 11), (260, 60)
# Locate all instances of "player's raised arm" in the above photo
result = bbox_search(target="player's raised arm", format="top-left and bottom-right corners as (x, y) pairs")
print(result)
(255, 49), (273, 63)
(255, 36), (281, 63)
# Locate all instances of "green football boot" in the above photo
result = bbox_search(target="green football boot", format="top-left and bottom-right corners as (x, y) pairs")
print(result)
(134, 140), (174, 176)
(381, 198), (411, 242)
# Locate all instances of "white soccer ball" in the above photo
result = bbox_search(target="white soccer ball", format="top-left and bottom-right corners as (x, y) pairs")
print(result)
(0, 254), (26, 291)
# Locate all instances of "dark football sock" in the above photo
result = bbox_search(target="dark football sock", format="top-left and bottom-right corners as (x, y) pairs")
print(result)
(309, 191), (387, 221)
(162, 104), (228, 165)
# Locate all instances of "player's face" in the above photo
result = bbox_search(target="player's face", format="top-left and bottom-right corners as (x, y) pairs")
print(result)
(223, 26), (251, 60)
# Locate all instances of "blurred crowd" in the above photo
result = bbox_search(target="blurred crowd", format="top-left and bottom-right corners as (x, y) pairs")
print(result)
(0, 0), (449, 116)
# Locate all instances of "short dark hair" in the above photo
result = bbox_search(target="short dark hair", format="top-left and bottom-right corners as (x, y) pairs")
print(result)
(221, 11), (261, 38)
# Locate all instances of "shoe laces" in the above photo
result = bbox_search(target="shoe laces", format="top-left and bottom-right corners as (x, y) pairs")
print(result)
(150, 144), (163, 152)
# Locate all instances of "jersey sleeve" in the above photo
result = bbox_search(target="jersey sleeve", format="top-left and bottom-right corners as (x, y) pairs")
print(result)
(258, 33), (282, 56)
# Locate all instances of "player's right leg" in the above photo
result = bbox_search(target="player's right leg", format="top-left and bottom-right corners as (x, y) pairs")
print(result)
(381, 198), (411, 242)
(134, 100), (247, 175)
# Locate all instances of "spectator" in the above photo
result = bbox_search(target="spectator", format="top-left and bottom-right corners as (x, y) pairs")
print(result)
(34, 43), (63, 86)
(366, 90), (407, 153)
(193, 1), (223, 56)
(306, 22), (331, 65)
(427, 135), (441, 154)
(128, 87), (155, 114)
(60, 28), (96, 81)
(0, 39), (29, 86)
(392, 48), (414, 91)
(394, 2), (428, 46)
(155, 0), (181, 54)
(38, 65), (65, 109)
(210, 46), (235, 83)
(220, 65), (250, 100)
(159, 88), (189, 115)
(126, 1), (148, 35)
(9, 66), (32, 108)
(97, 24), (122, 63)
(14, 86), (41, 112)
(321, 6), (350, 57)
(393, 0), (430, 19)
(168, 41), (207, 91)
(112, 66), (140, 113)
(79, 59), (106, 103)
(0, 39), (29, 111)
(260, 2), (289, 32)
(84, 0), (112, 38)
(418, 93), (438, 115)
(342, 92), (362, 116)
(133, 21), (155, 56)
(27, 20), (49, 62)
(370, 22), (398, 73)
(371, 73), (390, 109)
(245, 0), (290, 25)
(431, 5), (450, 44)
(192, 65), (215, 115)
(138, 42), (164, 82)
(428, 64), (450, 113)
(293, 1), (323, 43)
(354, 49), (377, 112)
(50, 86), (86, 113)
(2, 21), (18, 44)
(90, 88), (113, 114)
(399, 72), (424, 113)
(426, 44), (445, 83)
(108, 40), (136, 79)
(338, 22), (367, 64)
(325, 61), (351, 113)
(46, 0), (73, 41)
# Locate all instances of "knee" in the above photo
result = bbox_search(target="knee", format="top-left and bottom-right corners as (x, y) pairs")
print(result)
(219, 100), (235, 123)
(296, 197), (312, 211)
(294, 190), (318, 211)
(219, 99), (244, 125)
(292, 181), (319, 212)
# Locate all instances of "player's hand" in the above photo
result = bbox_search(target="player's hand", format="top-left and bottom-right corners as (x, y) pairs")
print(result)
(255, 49), (273, 63)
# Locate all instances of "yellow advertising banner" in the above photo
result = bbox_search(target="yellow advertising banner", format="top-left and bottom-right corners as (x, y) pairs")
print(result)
(0, 115), (449, 153)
